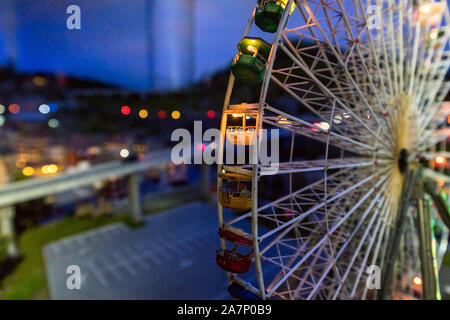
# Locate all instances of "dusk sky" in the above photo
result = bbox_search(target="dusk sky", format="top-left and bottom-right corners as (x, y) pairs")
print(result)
(0, 0), (255, 90)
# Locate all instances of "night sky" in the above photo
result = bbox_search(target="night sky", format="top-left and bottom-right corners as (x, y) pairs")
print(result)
(0, 0), (255, 90)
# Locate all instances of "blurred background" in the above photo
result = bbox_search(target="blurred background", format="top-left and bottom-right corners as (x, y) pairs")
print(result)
(0, 0), (448, 300)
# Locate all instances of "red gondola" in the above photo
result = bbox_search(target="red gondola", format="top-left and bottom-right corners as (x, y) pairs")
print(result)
(219, 228), (253, 246)
(216, 249), (252, 274)
(216, 227), (253, 274)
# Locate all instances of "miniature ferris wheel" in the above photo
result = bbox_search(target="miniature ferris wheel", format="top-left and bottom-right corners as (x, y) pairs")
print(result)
(216, 0), (450, 300)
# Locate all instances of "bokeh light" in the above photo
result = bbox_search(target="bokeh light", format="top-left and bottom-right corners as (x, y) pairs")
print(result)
(9, 104), (20, 114)
(207, 110), (215, 119)
(22, 166), (34, 176)
(196, 143), (206, 151)
(420, 2), (431, 14)
(121, 106), (131, 115)
(48, 119), (59, 128)
(33, 76), (47, 86)
(0, 116), (5, 127)
(412, 275), (422, 286)
(47, 164), (58, 174)
(171, 110), (181, 119)
(0, 105), (5, 114)
(139, 109), (148, 119)
(436, 156), (445, 164)
(48, 103), (58, 113)
(39, 104), (50, 114)
(158, 110), (167, 119)
(120, 148), (130, 158)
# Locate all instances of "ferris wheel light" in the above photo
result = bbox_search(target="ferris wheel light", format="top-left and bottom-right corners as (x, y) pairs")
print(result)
(429, 28), (439, 40)
(420, 3), (431, 14)
(412, 275), (422, 286)
(418, 2), (445, 26)
(232, 113), (243, 118)
(319, 122), (330, 131)
(277, 116), (291, 124)
(247, 45), (257, 54)
(333, 115), (343, 124)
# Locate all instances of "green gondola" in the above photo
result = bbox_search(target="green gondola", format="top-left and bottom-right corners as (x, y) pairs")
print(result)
(255, 0), (295, 33)
(231, 37), (272, 85)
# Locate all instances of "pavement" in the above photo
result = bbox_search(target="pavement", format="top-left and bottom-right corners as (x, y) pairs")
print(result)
(43, 202), (231, 299)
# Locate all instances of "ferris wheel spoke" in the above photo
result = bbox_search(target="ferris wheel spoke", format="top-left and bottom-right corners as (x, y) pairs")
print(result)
(361, 201), (395, 299)
(259, 166), (389, 258)
(333, 197), (391, 299)
(306, 178), (392, 299)
(258, 158), (378, 176)
(305, 191), (386, 300)
(293, 0), (386, 127)
(277, 41), (392, 151)
(253, 168), (372, 249)
(222, 167), (353, 228)
(279, 29), (365, 118)
(332, 0), (387, 109)
(264, 173), (389, 296)
(257, 171), (379, 244)
(267, 75), (382, 149)
(262, 104), (390, 155)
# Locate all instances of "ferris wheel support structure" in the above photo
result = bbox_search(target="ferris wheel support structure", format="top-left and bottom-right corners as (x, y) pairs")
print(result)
(217, 0), (450, 300)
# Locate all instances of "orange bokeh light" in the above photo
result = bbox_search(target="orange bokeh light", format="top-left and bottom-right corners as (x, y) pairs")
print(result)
(8, 104), (20, 114)
(412, 275), (422, 286)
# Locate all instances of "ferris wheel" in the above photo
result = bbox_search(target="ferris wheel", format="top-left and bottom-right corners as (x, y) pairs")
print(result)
(216, 0), (450, 300)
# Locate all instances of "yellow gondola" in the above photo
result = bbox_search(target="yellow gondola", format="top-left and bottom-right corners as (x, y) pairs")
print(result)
(224, 109), (259, 146)
(218, 172), (252, 211)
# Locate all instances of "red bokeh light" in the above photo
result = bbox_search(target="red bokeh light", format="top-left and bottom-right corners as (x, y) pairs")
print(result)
(207, 110), (216, 119)
(158, 110), (167, 119)
(196, 143), (206, 151)
(121, 106), (131, 115)
(9, 104), (20, 114)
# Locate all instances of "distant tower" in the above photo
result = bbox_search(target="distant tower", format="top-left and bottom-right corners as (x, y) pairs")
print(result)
(147, 0), (194, 91)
